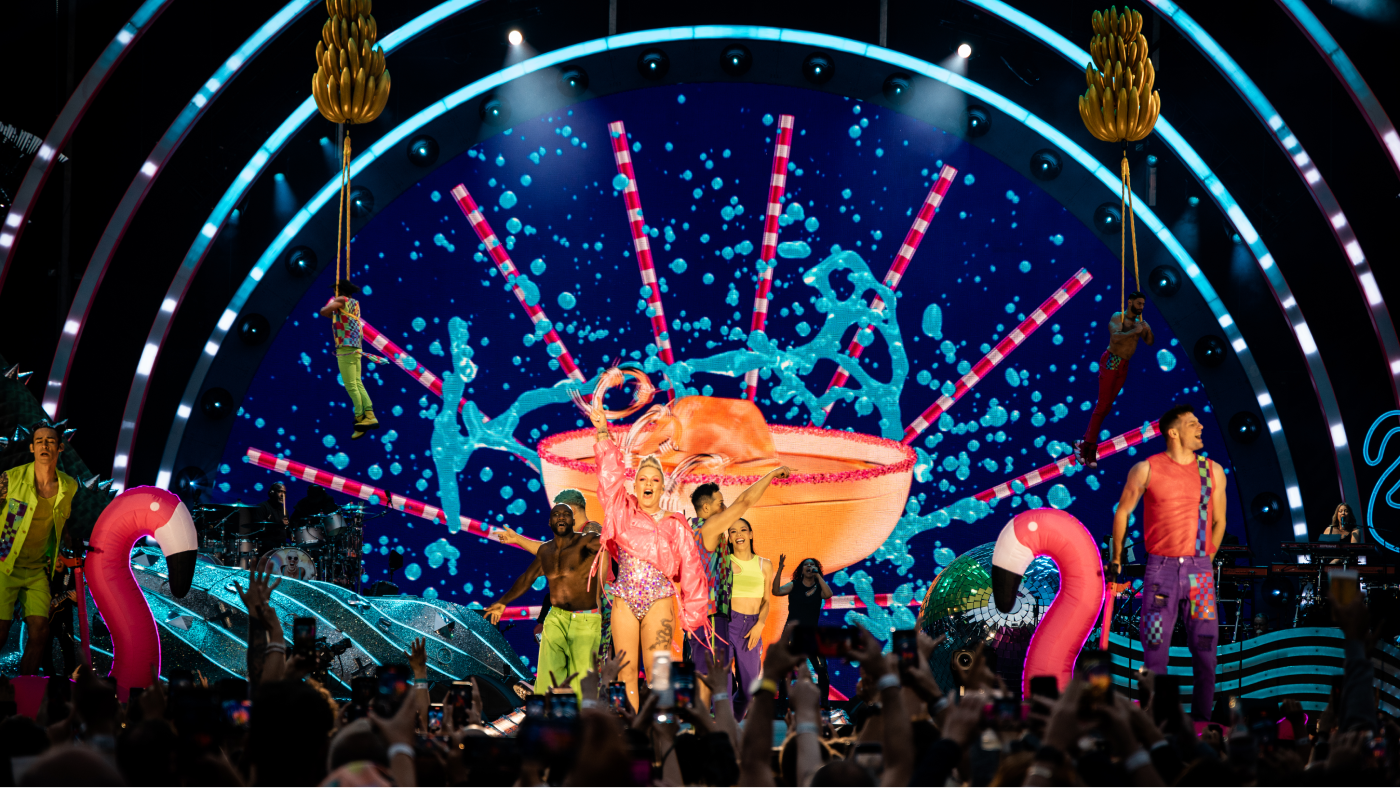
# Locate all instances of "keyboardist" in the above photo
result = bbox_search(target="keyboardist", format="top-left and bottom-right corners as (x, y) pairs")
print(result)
(1320, 503), (1364, 565)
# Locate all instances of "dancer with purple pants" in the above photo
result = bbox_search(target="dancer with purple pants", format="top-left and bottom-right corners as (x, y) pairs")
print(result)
(1110, 404), (1227, 718)
(712, 518), (773, 719)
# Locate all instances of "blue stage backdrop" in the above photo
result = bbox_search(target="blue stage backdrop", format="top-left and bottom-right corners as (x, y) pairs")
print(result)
(212, 82), (1244, 688)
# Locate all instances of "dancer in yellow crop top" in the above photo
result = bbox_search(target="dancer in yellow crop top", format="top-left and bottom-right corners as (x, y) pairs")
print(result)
(724, 518), (773, 718)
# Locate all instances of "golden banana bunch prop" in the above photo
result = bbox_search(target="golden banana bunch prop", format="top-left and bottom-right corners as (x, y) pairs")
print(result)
(1078, 6), (1158, 143)
(310, 0), (392, 295)
(1077, 7), (1161, 314)
(312, 0), (390, 125)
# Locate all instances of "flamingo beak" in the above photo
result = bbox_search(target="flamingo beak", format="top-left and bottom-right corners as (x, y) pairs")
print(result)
(990, 519), (1033, 614)
(153, 503), (200, 598)
(991, 565), (1022, 614)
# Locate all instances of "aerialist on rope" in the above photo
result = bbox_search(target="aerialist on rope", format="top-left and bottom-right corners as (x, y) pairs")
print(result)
(319, 280), (384, 440)
(1075, 291), (1154, 469)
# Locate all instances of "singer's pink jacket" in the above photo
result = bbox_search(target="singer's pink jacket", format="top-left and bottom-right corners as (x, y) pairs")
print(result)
(594, 437), (711, 633)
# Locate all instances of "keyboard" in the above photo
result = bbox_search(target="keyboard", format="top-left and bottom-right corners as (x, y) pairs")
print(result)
(1278, 542), (1377, 556)
(1219, 566), (1270, 579)
(1270, 563), (1395, 577)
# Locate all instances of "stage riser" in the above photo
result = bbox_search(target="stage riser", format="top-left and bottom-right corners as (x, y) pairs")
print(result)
(1105, 631), (1400, 713)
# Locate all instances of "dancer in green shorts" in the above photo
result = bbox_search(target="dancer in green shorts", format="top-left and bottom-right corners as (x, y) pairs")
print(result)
(486, 504), (602, 697)
(319, 280), (380, 440)
(0, 422), (78, 675)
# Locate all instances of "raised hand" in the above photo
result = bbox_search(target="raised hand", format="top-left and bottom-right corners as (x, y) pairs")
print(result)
(773, 466), (793, 480)
(761, 622), (805, 680)
(406, 637), (428, 679)
(599, 652), (630, 686)
(589, 408), (609, 433)
(235, 566), (282, 613)
(776, 554), (787, 575)
(495, 527), (525, 547)
(483, 602), (506, 626)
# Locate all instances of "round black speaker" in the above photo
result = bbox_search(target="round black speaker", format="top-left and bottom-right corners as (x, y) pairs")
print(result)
(407, 134), (439, 167)
(557, 65), (589, 97)
(1193, 335), (1227, 368)
(1093, 203), (1122, 234)
(720, 44), (752, 77)
(1228, 411), (1261, 444)
(637, 48), (670, 80)
(802, 53), (834, 85)
(965, 107), (991, 138)
(239, 314), (271, 345)
(284, 246), (317, 278)
(174, 466), (208, 497)
(882, 73), (914, 104)
(479, 94), (511, 125)
(1252, 492), (1284, 524)
(201, 387), (233, 419)
(1148, 265), (1181, 297)
(1029, 149), (1061, 181)
(349, 187), (374, 218)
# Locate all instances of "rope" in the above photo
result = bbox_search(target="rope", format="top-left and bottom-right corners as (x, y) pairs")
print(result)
(1119, 149), (1140, 316)
(335, 128), (352, 297)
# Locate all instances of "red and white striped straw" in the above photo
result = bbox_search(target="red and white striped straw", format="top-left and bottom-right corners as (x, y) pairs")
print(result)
(607, 121), (675, 400)
(902, 268), (1092, 445)
(743, 114), (796, 402)
(450, 185), (586, 384)
(496, 592), (921, 621)
(821, 166), (957, 416)
(243, 446), (525, 549)
(361, 320), (449, 402)
(973, 420), (1161, 502)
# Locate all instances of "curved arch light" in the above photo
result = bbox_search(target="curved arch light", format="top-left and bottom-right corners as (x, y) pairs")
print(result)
(1141, 0), (1399, 409)
(1275, 0), (1400, 179)
(150, 26), (1305, 542)
(109, 0), (487, 489)
(42, 0), (321, 420)
(963, 0), (1348, 530)
(0, 0), (172, 287)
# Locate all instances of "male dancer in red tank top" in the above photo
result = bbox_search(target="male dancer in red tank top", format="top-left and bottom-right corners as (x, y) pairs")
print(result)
(1109, 403), (1227, 719)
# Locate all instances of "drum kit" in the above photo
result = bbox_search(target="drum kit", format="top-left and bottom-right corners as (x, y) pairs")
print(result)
(191, 501), (370, 591)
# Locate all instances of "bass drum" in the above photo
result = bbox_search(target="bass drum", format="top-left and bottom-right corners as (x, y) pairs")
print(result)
(262, 547), (317, 582)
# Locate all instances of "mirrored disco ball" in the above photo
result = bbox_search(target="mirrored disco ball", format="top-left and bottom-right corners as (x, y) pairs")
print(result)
(917, 542), (1061, 694)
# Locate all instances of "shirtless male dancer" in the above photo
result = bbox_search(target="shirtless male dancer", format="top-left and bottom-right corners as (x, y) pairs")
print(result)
(1076, 291), (1154, 468)
(486, 504), (602, 697)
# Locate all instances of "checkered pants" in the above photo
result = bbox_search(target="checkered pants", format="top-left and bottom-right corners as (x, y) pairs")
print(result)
(1140, 554), (1218, 718)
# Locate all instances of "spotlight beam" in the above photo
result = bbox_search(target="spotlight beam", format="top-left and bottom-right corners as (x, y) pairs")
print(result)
(974, 420), (1161, 502)
(244, 446), (526, 548)
(607, 120), (675, 400)
(743, 114), (796, 402)
(449, 184), (587, 384)
(821, 165), (958, 419)
(903, 269), (1092, 444)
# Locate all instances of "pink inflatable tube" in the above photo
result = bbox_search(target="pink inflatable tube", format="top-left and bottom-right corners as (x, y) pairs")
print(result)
(990, 508), (1105, 696)
(86, 487), (198, 698)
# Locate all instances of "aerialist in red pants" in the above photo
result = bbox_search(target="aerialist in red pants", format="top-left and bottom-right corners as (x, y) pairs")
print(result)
(1075, 291), (1153, 468)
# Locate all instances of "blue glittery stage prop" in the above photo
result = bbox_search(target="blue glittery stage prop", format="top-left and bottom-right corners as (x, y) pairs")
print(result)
(2, 548), (530, 704)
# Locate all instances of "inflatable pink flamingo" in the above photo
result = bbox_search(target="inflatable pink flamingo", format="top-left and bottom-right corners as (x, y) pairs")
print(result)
(991, 508), (1105, 696)
(86, 487), (199, 698)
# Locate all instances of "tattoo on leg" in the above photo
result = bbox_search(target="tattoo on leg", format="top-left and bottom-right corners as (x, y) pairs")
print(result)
(650, 618), (674, 652)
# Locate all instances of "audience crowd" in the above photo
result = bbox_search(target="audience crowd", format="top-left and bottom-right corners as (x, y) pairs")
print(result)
(0, 565), (1388, 787)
